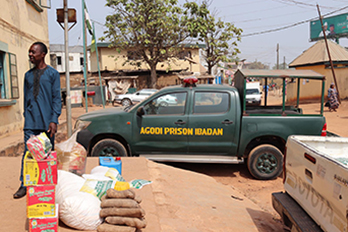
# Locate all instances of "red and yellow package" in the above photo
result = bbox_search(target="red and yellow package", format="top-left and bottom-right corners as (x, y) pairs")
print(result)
(27, 185), (56, 218)
(23, 151), (57, 186)
(29, 215), (58, 232)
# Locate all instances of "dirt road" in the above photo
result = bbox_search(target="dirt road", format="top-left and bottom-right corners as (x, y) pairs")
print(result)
(168, 95), (348, 229)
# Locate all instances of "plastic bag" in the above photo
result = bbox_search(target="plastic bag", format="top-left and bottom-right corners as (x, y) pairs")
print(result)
(26, 132), (52, 160)
(56, 131), (87, 176)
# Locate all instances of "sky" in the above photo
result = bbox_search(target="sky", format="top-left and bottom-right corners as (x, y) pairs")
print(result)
(47, 0), (348, 68)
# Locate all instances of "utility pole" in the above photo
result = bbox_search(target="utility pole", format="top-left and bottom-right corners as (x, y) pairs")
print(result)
(63, 0), (72, 137)
(56, 0), (76, 137)
(82, 0), (88, 112)
(276, 43), (279, 70)
(283, 56), (286, 69)
(317, 4), (341, 103)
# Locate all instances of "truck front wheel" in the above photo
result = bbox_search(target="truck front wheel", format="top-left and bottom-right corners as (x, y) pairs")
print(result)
(91, 139), (127, 157)
(247, 144), (283, 180)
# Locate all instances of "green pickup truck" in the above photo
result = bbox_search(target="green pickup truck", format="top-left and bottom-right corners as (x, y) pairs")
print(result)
(75, 70), (327, 180)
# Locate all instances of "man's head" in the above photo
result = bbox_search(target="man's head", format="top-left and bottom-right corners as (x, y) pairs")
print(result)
(29, 42), (47, 65)
(330, 24), (335, 33)
(324, 22), (328, 30)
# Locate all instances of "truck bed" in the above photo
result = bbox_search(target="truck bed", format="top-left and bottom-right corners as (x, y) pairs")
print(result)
(272, 192), (322, 232)
(246, 105), (302, 115)
(284, 136), (348, 232)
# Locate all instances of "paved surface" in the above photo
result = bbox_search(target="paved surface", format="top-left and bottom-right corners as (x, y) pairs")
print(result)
(0, 157), (280, 232)
(0, 105), (281, 232)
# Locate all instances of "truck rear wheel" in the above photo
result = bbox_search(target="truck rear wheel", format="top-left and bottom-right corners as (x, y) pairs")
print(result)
(91, 139), (127, 157)
(247, 144), (283, 180)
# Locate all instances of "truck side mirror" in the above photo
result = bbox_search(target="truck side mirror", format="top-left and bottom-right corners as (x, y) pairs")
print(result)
(137, 106), (145, 117)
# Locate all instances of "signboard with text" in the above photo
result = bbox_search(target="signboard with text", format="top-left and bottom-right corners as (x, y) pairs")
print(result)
(310, 13), (348, 41)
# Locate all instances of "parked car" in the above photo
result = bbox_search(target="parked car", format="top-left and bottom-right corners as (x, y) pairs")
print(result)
(114, 89), (157, 106)
(246, 82), (262, 106)
(155, 94), (178, 106)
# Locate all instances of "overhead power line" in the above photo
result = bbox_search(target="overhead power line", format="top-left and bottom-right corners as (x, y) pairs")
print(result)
(241, 5), (348, 37)
(272, 0), (338, 9)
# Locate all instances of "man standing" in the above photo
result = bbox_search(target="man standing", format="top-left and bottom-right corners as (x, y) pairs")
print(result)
(13, 42), (61, 199)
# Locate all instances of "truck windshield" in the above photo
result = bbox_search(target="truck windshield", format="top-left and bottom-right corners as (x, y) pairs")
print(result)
(246, 89), (259, 95)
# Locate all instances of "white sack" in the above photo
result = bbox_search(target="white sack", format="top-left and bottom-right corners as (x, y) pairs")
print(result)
(57, 170), (102, 230)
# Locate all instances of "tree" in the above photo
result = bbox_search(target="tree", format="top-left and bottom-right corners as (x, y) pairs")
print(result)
(272, 63), (288, 70)
(187, 1), (242, 75)
(102, 0), (202, 88)
(249, 60), (269, 70)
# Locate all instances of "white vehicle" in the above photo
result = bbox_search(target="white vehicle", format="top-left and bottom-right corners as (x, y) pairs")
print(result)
(273, 135), (347, 232)
(246, 82), (262, 106)
(156, 94), (178, 106)
(115, 89), (157, 106)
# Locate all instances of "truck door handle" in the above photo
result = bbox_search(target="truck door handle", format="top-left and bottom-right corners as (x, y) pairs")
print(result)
(222, 120), (233, 124)
(175, 120), (186, 125)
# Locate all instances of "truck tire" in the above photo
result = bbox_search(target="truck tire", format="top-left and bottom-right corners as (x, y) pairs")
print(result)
(247, 144), (283, 180)
(91, 139), (127, 157)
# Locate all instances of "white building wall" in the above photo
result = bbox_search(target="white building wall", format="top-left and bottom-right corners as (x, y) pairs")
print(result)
(54, 51), (83, 73)
(50, 45), (91, 73)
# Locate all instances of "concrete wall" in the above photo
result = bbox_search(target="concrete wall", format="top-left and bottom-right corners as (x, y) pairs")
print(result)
(52, 51), (84, 73)
(0, 0), (49, 136)
(90, 47), (201, 74)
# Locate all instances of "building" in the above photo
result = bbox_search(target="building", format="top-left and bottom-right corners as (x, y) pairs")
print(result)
(85, 42), (211, 99)
(289, 40), (348, 102)
(0, 0), (50, 136)
(89, 42), (204, 75)
(50, 44), (89, 73)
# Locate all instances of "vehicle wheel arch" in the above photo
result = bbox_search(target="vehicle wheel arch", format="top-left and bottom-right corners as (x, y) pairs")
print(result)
(121, 98), (132, 106)
(88, 133), (130, 156)
(243, 135), (286, 159)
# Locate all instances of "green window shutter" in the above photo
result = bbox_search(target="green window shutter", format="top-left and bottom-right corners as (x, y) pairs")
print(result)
(8, 53), (19, 99)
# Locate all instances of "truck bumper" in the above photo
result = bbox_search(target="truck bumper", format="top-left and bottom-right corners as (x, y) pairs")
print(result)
(272, 192), (323, 232)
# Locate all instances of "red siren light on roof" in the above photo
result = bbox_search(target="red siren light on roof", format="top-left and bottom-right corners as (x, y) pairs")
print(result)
(183, 76), (198, 87)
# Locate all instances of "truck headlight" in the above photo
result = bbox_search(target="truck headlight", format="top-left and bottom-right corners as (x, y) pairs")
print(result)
(74, 120), (91, 132)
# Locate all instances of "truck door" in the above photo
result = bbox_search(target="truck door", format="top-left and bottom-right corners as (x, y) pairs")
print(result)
(132, 92), (189, 154)
(187, 91), (239, 155)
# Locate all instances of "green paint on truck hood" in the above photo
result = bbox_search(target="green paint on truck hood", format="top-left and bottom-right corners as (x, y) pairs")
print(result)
(78, 107), (126, 120)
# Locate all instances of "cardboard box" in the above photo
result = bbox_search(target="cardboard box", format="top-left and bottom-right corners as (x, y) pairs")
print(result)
(27, 185), (56, 218)
(28, 205), (59, 232)
(24, 151), (57, 186)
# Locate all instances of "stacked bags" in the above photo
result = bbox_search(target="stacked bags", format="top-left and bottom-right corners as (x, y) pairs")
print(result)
(56, 170), (103, 230)
(98, 188), (146, 232)
(57, 166), (151, 231)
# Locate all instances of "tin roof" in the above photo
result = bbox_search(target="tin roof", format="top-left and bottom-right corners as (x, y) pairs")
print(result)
(289, 40), (348, 67)
(235, 69), (324, 79)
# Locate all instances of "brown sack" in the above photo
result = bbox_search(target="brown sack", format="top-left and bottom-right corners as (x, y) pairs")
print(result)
(106, 216), (147, 229)
(97, 223), (136, 232)
(100, 207), (145, 218)
(106, 189), (135, 199)
(101, 199), (139, 208)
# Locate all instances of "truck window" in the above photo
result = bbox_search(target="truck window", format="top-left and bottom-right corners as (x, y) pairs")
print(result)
(193, 92), (229, 114)
(143, 92), (187, 115)
(246, 89), (260, 95)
